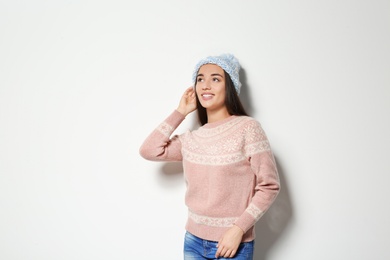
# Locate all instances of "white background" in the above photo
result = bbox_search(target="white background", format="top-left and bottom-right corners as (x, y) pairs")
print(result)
(1, 0), (389, 259)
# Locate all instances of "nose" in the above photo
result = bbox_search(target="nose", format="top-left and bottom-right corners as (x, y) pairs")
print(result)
(202, 80), (211, 90)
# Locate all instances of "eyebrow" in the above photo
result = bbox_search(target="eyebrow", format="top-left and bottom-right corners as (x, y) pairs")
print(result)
(197, 73), (224, 78)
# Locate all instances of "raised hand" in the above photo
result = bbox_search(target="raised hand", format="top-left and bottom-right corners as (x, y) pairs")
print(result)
(176, 86), (197, 116)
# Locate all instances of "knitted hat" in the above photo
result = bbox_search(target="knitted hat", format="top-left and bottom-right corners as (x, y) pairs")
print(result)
(192, 53), (242, 95)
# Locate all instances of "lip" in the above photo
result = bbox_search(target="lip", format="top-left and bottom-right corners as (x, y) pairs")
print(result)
(201, 93), (214, 100)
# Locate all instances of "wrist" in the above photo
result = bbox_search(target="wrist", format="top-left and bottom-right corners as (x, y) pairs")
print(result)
(233, 224), (245, 235)
(176, 108), (187, 117)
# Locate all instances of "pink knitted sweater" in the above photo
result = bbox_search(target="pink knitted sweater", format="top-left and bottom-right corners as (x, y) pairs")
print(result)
(139, 110), (280, 242)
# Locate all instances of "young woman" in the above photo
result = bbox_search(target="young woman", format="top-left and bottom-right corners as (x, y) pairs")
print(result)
(139, 54), (280, 259)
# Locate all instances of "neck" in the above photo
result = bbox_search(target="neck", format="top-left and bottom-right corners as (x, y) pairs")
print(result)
(206, 108), (231, 123)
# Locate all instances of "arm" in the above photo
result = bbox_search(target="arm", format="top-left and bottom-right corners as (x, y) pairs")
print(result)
(139, 87), (197, 162)
(139, 110), (185, 161)
(216, 121), (280, 258)
(234, 121), (280, 233)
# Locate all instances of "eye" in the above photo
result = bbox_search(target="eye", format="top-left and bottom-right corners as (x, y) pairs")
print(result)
(213, 77), (220, 82)
(197, 77), (204, 82)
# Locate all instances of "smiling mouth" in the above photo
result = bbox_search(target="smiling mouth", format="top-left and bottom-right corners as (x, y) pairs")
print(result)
(201, 93), (214, 100)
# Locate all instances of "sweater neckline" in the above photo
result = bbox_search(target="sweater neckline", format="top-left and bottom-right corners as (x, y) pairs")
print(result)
(202, 115), (237, 129)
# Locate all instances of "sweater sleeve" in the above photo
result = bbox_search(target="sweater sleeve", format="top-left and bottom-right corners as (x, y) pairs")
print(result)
(234, 120), (280, 233)
(139, 110), (185, 162)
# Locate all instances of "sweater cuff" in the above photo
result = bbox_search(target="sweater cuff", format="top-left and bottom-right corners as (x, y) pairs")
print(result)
(234, 204), (265, 233)
(165, 110), (186, 129)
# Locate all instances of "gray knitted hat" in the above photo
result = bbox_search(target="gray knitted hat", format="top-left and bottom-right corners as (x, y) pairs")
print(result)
(192, 53), (242, 95)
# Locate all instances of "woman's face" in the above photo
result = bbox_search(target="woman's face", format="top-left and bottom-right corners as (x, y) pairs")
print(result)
(195, 64), (226, 112)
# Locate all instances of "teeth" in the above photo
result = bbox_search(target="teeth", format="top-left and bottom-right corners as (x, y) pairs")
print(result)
(202, 94), (213, 97)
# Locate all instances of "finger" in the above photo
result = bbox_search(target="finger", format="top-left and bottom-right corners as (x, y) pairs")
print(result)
(223, 249), (231, 258)
(189, 90), (195, 99)
(184, 87), (191, 95)
(215, 245), (223, 258)
(219, 247), (229, 258)
(229, 249), (237, 258)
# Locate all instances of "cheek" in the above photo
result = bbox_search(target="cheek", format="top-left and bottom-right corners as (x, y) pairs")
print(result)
(216, 86), (226, 96)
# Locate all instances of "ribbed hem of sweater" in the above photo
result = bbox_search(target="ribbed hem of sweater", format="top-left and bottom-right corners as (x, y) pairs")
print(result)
(185, 217), (255, 242)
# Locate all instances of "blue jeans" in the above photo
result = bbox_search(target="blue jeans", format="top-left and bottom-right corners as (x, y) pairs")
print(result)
(184, 232), (254, 260)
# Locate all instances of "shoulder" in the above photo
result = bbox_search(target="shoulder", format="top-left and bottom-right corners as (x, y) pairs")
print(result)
(235, 116), (262, 130)
(235, 116), (269, 142)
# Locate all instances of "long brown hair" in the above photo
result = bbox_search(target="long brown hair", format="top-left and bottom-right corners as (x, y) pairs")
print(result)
(195, 70), (249, 126)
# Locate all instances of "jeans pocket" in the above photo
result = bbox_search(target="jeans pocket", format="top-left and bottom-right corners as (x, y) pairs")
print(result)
(234, 240), (254, 259)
